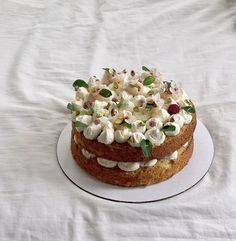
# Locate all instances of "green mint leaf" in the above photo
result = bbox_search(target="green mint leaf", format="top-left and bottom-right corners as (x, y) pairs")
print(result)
(102, 68), (110, 72)
(162, 125), (176, 132)
(167, 82), (171, 89)
(73, 79), (88, 89)
(182, 106), (195, 113)
(116, 97), (124, 109)
(142, 66), (150, 72)
(67, 103), (76, 112)
(140, 139), (152, 157)
(75, 121), (88, 130)
(99, 88), (112, 98)
(112, 68), (116, 74)
(143, 76), (155, 86)
(121, 121), (132, 129)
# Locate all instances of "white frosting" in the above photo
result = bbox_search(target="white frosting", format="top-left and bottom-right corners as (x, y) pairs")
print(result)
(133, 108), (151, 121)
(153, 80), (165, 93)
(88, 76), (101, 87)
(121, 90), (132, 100)
(152, 108), (170, 123)
(178, 99), (189, 108)
(99, 116), (113, 128)
(83, 123), (102, 140)
(140, 159), (158, 167)
(147, 93), (164, 108)
(97, 157), (117, 168)
(121, 100), (135, 112)
(142, 86), (151, 95)
(170, 114), (185, 128)
(93, 108), (109, 118)
(183, 141), (189, 148)
(145, 127), (165, 146)
(97, 126), (115, 144)
(131, 120), (146, 133)
(93, 100), (108, 112)
(177, 89), (190, 102)
(76, 115), (92, 125)
(179, 109), (192, 124)
(145, 128), (165, 146)
(163, 122), (180, 136)
(114, 128), (132, 143)
(131, 95), (146, 107)
(118, 162), (140, 171)
(128, 132), (146, 147)
(76, 87), (89, 100)
(163, 151), (178, 160)
(166, 97), (178, 106)
(81, 148), (95, 159)
(72, 100), (83, 111)
(75, 115), (92, 132)
(146, 117), (163, 130)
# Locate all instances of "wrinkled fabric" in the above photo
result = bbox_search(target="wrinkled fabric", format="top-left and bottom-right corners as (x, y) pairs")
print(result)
(0, 0), (236, 240)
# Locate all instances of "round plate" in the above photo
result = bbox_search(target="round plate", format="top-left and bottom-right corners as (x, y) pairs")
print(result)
(57, 120), (214, 203)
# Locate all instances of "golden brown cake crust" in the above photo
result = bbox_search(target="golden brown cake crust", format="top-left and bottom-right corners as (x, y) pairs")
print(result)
(72, 113), (196, 162)
(71, 135), (194, 187)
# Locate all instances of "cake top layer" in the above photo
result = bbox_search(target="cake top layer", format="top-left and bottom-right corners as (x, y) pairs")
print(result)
(67, 67), (195, 156)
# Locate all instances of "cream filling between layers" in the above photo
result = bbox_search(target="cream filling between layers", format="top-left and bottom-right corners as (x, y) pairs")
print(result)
(78, 138), (190, 172)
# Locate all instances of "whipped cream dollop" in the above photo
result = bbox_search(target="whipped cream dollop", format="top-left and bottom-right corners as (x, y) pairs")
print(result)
(163, 150), (178, 160)
(93, 100), (108, 112)
(163, 122), (180, 136)
(140, 159), (158, 167)
(114, 128), (132, 143)
(72, 100), (83, 111)
(83, 123), (102, 140)
(170, 114), (185, 128)
(179, 110), (192, 124)
(118, 162), (140, 171)
(128, 132), (146, 147)
(146, 117), (163, 130)
(183, 141), (189, 148)
(76, 87), (89, 100)
(152, 108), (170, 122)
(145, 128), (165, 146)
(176, 89), (190, 103)
(81, 148), (95, 159)
(131, 120), (146, 133)
(121, 100), (135, 112)
(97, 126), (115, 144)
(97, 157), (117, 168)
(75, 115), (92, 132)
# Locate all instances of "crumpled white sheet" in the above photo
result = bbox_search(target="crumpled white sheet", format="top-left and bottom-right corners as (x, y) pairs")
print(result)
(0, 0), (236, 240)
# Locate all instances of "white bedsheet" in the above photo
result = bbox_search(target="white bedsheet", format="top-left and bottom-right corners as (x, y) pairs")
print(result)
(0, 0), (236, 240)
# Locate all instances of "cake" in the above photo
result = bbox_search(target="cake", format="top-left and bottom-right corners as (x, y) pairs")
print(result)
(67, 67), (196, 187)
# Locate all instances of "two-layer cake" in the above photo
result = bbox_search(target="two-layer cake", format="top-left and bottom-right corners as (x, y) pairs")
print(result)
(67, 67), (196, 186)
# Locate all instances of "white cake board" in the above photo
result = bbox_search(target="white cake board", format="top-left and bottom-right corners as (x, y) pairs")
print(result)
(57, 120), (214, 203)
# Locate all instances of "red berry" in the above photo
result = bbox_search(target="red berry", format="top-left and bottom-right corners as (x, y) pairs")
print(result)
(167, 104), (180, 115)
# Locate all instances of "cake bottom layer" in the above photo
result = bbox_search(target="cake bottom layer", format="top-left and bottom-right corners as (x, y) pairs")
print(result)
(71, 136), (194, 187)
